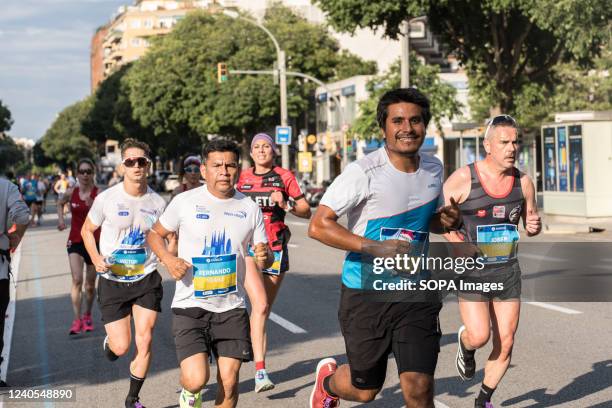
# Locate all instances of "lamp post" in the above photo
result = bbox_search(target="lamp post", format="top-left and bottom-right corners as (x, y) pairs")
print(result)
(223, 10), (290, 169)
(400, 16), (426, 88)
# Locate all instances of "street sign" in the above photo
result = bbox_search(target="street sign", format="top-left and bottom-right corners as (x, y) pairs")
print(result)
(298, 152), (313, 173)
(275, 126), (292, 145)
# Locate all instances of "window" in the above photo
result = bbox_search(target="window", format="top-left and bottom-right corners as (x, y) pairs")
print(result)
(316, 101), (328, 134)
(130, 38), (140, 47)
(345, 94), (356, 125)
(143, 19), (153, 28)
(130, 19), (141, 29)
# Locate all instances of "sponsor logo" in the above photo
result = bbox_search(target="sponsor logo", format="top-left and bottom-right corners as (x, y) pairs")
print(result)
(224, 210), (247, 219)
(427, 183), (438, 189)
(196, 205), (208, 213)
(509, 205), (522, 223)
(240, 184), (253, 191)
(117, 203), (129, 211)
(118, 211), (129, 216)
(493, 205), (506, 218)
(140, 208), (156, 216)
(196, 213), (210, 220)
(477, 209), (486, 218)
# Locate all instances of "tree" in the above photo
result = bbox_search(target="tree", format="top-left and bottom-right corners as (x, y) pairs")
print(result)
(0, 99), (13, 133)
(350, 56), (462, 139)
(314, 0), (612, 116)
(126, 5), (376, 155)
(40, 98), (97, 169)
(0, 135), (24, 174)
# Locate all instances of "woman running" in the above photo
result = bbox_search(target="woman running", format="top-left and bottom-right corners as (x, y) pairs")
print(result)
(170, 155), (202, 200)
(57, 159), (100, 335)
(237, 133), (311, 392)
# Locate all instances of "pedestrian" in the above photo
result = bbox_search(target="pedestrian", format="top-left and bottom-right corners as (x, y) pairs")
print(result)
(0, 175), (30, 387)
(236, 132), (311, 392)
(81, 138), (166, 408)
(170, 155), (202, 200)
(57, 158), (100, 335)
(147, 138), (273, 408)
(444, 114), (541, 408)
(21, 172), (40, 226)
(308, 88), (461, 407)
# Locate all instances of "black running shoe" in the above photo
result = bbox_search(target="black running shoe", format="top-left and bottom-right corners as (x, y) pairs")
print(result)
(456, 325), (476, 380)
(103, 335), (119, 362)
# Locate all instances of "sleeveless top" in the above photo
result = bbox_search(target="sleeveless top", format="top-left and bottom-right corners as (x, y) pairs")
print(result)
(458, 163), (524, 264)
(68, 186), (100, 245)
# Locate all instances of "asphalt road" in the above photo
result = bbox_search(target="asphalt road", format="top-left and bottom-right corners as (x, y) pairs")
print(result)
(2, 208), (612, 407)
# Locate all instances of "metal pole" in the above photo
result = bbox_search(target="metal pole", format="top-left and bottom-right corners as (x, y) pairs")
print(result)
(279, 50), (289, 169)
(401, 20), (410, 88)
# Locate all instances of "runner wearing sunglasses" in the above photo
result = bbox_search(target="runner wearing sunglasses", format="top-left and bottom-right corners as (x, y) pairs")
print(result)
(443, 115), (541, 408)
(81, 139), (166, 408)
(171, 155), (203, 200)
(57, 158), (100, 335)
(235, 133), (311, 393)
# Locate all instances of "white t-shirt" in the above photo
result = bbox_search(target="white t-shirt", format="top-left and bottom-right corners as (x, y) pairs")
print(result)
(87, 182), (166, 283)
(158, 186), (267, 313)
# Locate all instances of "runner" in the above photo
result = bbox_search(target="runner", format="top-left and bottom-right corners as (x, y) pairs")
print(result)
(0, 176), (30, 388)
(81, 139), (166, 408)
(236, 132), (311, 392)
(443, 114), (541, 408)
(171, 155), (203, 200)
(308, 88), (461, 407)
(57, 158), (100, 335)
(147, 138), (273, 408)
(21, 173), (40, 226)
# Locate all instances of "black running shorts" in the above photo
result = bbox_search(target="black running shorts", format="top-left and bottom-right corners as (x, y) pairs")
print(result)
(172, 307), (253, 364)
(338, 286), (442, 390)
(97, 271), (163, 323)
(458, 259), (522, 301)
(67, 241), (93, 266)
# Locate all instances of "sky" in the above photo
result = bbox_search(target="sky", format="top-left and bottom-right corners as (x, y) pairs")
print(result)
(0, 0), (127, 141)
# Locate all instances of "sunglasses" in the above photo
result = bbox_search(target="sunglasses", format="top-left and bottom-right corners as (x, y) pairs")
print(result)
(78, 169), (93, 175)
(184, 166), (200, 174)
(123, 157), (150, 168)
(485, 115), (519, 138)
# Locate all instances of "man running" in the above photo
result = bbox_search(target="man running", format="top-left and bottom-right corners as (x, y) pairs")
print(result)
(147, 139), (273, 408)
(82, 138), (166, 408)
(308, 88), (461, 407)
(443, 115), (541, 408)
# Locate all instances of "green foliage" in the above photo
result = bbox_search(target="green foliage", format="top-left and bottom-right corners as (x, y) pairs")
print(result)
(333, 50), (377, 80)
(40, 98), (97, 168)
(315, 0), (612, 116)
(350, 56), (462, 139)
(0, 100), (13, 133)
(0, 135), (24, 174)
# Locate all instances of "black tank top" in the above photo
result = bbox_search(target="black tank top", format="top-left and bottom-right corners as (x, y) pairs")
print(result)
(458, 162), (524, 244)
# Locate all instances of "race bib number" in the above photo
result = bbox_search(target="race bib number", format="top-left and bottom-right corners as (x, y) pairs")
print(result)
(379, 228), (428, 275)
(109, 248), (146, 278)
(476, 224), (519, 264)
(247, 246), (282, 276)
(192, 254), (237, 299)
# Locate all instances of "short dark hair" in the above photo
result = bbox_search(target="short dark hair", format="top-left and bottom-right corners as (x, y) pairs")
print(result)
(202, 139), (240, 163)
(120, 138), (151, 158)
(376, 88), (432, 130)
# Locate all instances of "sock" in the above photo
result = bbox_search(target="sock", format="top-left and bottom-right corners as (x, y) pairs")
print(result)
(475, 383), (495, 406)
(127, 373), (145, 399)
(255, 361), (266, 371)
(322, 375), (338, 398)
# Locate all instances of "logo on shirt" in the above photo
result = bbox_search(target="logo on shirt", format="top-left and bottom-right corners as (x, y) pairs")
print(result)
(493, 205), (506, 219)
(224, 210), (247, 219)
(118, 211), (129, 216)
(477, 209), (486, 218)
(196, 213), (210, 220)
(427, 183), (439, 189)
(195, 205), (210, 220)
(140, 208), (156, 216)
(240, 184), (253, 191)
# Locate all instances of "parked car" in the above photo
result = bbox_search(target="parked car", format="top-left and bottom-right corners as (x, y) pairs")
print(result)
(164, 174), (180, 192)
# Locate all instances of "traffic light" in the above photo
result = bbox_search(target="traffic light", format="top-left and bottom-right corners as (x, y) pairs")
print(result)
(217, 62), (228, 83)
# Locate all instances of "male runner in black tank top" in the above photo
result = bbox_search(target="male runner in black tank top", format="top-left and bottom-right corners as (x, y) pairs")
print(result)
(442, 115), (541, 408)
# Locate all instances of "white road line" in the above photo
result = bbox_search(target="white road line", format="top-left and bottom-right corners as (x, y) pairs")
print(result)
(287, 243), (299, 248)
(269, 312), (307, 334)
(591, 264), (612, 271)
(434, 399), (451, 408)
(286, 221), (308, 227)
(1, 244), (21, 384)
(519, 253), (565, 262)
(525, 301), (582, 315)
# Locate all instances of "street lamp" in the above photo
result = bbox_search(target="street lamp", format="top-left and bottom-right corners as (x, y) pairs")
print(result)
(223, 10), (290, 169)
(400, 16), (426, 88)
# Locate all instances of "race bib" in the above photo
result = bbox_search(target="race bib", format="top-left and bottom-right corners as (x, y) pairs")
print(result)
(379, 228), (428, 276)
(192, 254), (237, 299)
(476, 224), (519, 264)
(109, 248), (147, 279)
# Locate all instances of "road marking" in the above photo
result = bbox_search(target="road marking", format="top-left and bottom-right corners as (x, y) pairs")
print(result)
(288, 244), (299, 248)
(269, 312), (307, 334)
(434, 399), (451, 408)
(525, 302), (582, 315)
(1, 244), (21, 385)
(286, 221), (308, 227)
(591, 264), (612, 271)
(519, 253), (565, 262)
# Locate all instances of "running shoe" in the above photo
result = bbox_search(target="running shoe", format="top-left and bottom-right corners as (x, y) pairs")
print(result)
(254, 369), (275, 393)
(456, 325), (476, 380)
(309, 358), (339, 408)
(103, 335), (119, 361)
(475, 401), (494, 408)
(0, 380), (8, 388)
(125, 396), (145, 408)
(69, 318), (82, 335)
(82, 313), (94, 332)
(179, 388), (201, 408)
